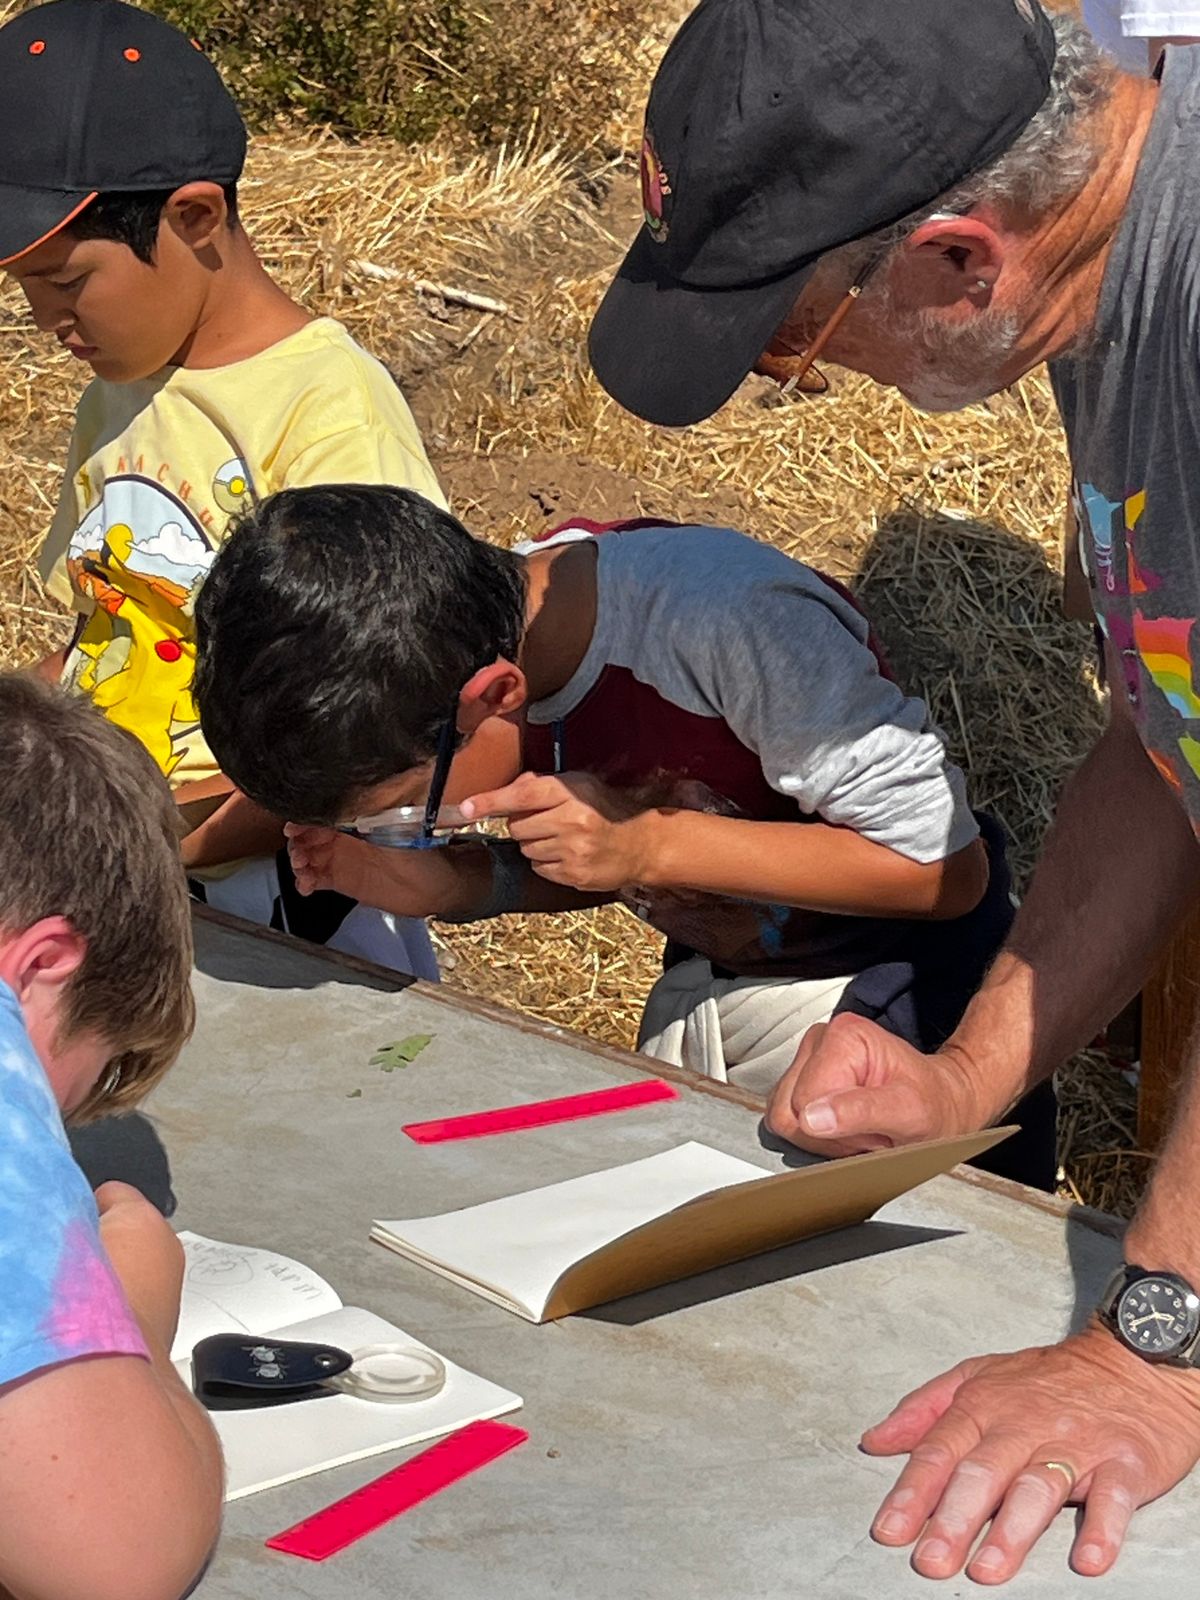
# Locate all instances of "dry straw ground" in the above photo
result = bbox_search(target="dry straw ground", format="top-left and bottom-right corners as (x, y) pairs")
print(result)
(0, 1), (1142, 1212)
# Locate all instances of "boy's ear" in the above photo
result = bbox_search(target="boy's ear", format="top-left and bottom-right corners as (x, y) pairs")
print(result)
(0, 915), (86, 1011)
(163, 181), (231, 254)
(458, 660), (528, 731)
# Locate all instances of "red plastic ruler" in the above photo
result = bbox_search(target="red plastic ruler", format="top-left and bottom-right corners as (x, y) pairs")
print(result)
(266, 1419), (528, 1561)
(402, 1077), (678, 1143)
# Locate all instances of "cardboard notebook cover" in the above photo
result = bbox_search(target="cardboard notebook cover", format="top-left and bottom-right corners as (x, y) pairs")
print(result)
(376, 1127), (1011, 1323)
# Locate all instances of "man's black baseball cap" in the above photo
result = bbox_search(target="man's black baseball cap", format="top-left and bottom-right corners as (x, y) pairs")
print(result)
(589, 0), (1057, 427)
(0, 0), (246, 267)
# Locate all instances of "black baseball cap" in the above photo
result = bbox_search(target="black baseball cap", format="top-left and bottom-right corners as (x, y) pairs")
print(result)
(589, 0), (1057, 427)
(0, 0), (246, 267)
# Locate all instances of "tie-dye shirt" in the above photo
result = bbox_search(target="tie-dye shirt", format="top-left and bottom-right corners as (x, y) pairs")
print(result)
(1051, 49), (1200, 826)
(0, 982), (147, 1390)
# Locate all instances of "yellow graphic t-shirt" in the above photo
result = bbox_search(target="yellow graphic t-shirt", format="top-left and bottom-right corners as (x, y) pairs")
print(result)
(39, 317), (445, 787)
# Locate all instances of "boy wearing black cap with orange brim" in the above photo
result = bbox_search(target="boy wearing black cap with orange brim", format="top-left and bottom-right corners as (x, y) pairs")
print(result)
(0, 0), (442, 979)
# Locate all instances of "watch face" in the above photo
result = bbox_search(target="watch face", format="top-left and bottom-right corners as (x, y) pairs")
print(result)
(1116, 1275), (1200, 1359)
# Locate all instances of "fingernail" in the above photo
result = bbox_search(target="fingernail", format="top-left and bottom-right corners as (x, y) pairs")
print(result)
(1076, 1544), (1104, 1569)
(971, 1546), (1005, 1573)
(459, 800), (476, 819)
(915, 1538), (950, 1566)
(874, 1512), (908, 1539)
(803, 1098), (837, 1134)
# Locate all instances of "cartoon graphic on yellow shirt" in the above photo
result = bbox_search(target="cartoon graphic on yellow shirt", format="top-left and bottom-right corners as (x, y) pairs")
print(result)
(63, 474), (221, 777)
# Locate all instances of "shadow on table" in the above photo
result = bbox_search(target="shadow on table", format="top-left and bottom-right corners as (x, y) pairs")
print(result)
(192, 906), (410, 995)
(70, 1112), (177, 1217)
(583, 1218), (957, 1326)
(759, 1123), (1127, 1339)
(1064, 1201), (1125, 1334)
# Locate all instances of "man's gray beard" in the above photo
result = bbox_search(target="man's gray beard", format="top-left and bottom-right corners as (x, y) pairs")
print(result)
(888, 303), (1024, 413)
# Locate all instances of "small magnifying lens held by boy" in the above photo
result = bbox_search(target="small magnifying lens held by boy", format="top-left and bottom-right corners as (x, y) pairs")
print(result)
(345, 804), (478, 850)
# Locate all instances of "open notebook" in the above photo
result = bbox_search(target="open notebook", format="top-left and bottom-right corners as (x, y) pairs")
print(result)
(373, 1130), (1009, 1323)
(171, 1233), (522, 1500)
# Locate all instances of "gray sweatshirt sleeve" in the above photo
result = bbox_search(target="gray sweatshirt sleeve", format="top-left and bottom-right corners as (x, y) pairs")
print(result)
(700, 574), (979, 865)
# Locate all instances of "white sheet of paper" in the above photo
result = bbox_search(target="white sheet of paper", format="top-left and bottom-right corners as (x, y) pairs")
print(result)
(373, 1141), (769, 1320)
(171, 1232), (344, 1361)
(194, 1307), (522, 1500)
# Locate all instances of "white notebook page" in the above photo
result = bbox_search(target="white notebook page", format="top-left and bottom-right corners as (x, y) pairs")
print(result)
(373, 1142), (769, 1320)
(171, 1232), (344, 1360)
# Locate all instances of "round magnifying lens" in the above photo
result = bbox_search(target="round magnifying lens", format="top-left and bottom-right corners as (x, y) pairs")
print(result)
(349, 805), (474, 848)
(327, 1343), (447, 1403)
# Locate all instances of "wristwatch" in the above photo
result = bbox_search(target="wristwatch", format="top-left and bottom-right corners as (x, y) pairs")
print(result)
(1098, 1264), (1200, 1366)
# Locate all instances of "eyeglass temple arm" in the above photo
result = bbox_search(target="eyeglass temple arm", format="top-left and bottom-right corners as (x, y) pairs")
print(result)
(799, 253), (883, 372)
(421, 709), (460, 840)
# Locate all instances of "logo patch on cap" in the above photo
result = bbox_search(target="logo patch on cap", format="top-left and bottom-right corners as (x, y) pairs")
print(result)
(640, 131), (672, 243)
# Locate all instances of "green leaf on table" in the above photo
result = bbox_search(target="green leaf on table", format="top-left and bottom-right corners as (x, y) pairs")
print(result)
(346, 1088), (363, 1098)
(371, 1034), (435, 1072)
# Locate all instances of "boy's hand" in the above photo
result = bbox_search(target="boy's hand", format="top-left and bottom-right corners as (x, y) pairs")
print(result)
(462, 772), (655, 892)
(285, 823), (365, 898)
(95, 1182), (185, 1353)
(285, 823), (461, 917)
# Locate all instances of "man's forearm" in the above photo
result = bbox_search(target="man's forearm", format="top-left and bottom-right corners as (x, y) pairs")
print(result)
(1127, 1029), (1200, 1279)
(944, 708), (1200, 1120)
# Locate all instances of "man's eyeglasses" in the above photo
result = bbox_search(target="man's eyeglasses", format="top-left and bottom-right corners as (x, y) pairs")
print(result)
(758, 251), (884, 397)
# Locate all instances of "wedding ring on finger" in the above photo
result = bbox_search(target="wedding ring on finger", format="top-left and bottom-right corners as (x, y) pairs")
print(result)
(1037, 1460), (1078, 1494)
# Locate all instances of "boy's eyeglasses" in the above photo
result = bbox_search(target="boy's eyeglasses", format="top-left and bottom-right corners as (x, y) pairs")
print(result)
(341, 705), (464, 849)
(420, 709), (461, 842)
(761, 251), (884, 397)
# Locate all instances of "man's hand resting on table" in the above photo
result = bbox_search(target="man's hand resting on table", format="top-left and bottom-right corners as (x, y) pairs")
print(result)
(763, 1013), (1003, 1159)
(864, 1323), (1200, 1583)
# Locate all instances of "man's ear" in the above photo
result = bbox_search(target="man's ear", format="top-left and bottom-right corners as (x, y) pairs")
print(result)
(897, 212), (1007, 307)
(458, 660), (528, 732)
(162, 181), (231, 254)
(0, 916), (86, 1012)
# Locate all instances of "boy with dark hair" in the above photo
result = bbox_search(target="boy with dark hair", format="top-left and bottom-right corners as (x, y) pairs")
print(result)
(2, 0), (442, 977)
(0, 673), (221, 1600)
(194, 484), (1055, 1188)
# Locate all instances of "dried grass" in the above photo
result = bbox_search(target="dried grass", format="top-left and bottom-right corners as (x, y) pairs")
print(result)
(0, 18), (1139, 1212)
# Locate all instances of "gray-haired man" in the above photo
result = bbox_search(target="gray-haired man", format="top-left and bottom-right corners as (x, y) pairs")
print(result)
(593, 0), (1200, 1584)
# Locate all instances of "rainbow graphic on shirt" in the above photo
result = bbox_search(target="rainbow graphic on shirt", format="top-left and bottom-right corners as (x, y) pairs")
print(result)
(1133, 615), (1200, 717)
(1179, 736), (1200, 784)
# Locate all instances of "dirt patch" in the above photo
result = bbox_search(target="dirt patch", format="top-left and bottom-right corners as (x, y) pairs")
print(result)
(434, 447), (753, 545)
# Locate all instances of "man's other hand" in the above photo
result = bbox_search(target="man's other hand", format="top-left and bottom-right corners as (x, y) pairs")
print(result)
(763, 1013), (996, 1157)
(865, 1325), (1200, 1582)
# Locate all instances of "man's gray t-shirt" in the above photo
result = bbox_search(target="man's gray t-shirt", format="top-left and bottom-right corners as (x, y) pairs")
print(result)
(1051, 46), (1200, 826)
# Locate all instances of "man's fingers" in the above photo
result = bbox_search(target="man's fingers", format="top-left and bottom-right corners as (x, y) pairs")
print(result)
(462, 773), (566, 819)
(799, 1081), (932, 1146)
(868, 1405), (984, 1551)
(1070, 1464), (1138, 1577)
(907, 1440), (1042, 1579)
(956, 1460), (1075, 1584)
(863, 1361), (978, 1457)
